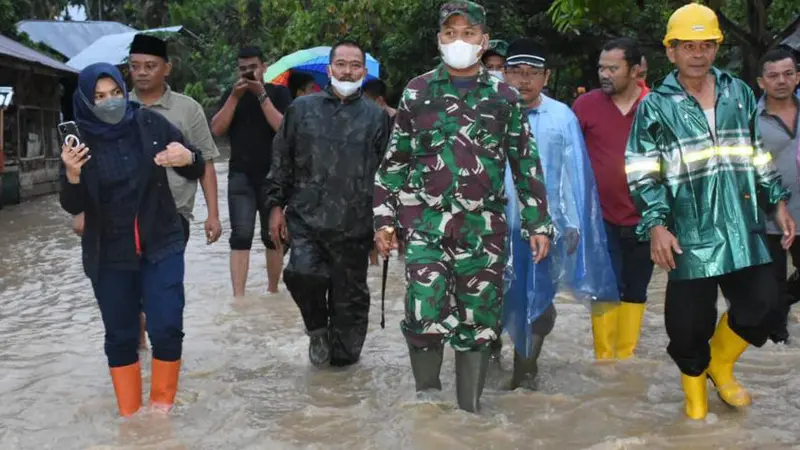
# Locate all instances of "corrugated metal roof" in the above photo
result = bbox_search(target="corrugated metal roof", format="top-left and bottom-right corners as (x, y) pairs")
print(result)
(782, 27), (800, 51)
(67, 26), (184, 70)
(17, 20), (136, 58)
(0, 34), (78, 74)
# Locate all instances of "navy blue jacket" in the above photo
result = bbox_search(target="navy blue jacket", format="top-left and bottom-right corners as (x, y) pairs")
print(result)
(59, 108), (205, 280)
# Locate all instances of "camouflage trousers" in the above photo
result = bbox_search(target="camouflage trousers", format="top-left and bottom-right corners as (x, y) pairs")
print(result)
(402, 230), (507, 351)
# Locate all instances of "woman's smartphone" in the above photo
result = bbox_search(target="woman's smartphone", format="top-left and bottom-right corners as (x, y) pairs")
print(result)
(58, 121), (82, 149)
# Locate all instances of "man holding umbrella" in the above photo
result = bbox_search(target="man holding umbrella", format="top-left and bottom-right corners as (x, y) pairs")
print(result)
(373, 1), (552, 412)
(264, 40), (392, 368)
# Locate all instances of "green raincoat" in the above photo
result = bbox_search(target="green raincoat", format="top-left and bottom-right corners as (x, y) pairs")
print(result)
(625, 68), (790, 281)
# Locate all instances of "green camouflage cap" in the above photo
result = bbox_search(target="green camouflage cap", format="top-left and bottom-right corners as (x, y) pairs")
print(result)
(439, 1), (486, 26)
(486, 40), (508, 57)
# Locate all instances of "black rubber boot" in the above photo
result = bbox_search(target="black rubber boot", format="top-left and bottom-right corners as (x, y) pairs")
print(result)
(455, 349), (490, 413)
(409, 346), (444, 391)
(489, 337), (502, 362)
(308, 328), (331, 366)
(510, 334), (545, 390)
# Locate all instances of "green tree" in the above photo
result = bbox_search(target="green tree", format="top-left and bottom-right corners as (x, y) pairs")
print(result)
(547, 0), (799, 89)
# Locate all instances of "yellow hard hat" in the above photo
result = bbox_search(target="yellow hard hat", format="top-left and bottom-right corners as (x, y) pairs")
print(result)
(662, 3), (724, 47)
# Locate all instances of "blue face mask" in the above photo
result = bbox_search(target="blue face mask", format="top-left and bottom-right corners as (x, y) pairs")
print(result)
(91, 97), (127, 124)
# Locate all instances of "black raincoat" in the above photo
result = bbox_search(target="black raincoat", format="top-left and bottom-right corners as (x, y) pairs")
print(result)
(263, 87), (391, 365)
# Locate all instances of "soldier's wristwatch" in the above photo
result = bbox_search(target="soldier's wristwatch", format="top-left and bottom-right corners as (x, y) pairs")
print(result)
(258, 91), (269, 104)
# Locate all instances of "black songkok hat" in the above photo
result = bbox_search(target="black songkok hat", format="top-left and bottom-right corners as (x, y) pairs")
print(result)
(129, 34), (168, 61)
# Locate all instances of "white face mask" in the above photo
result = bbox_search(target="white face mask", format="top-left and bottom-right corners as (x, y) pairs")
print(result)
(330, 76), (363, 97)
(439, 39), (484, 70)
(488, 70), (504, 81)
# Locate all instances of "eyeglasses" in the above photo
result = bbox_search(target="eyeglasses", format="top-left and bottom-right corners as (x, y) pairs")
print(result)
(505, 68), (546, 79)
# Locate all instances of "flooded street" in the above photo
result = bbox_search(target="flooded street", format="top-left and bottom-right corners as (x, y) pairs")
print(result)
(1, 162), (800, 450)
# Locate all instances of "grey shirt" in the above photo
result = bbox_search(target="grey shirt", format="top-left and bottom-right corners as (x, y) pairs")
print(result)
(130, 86), (220, 221)
(758, 95), (800, 235)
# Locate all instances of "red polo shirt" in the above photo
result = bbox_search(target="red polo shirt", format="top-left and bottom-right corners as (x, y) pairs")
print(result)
(572, 84), (649, 226)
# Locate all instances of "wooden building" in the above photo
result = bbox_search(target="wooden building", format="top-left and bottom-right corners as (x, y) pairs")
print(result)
(0, 34), (77, 206)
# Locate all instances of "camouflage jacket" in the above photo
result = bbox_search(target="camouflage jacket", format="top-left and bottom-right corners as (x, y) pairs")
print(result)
(263, 88), (392, 238)
(373, 64), (553, 240)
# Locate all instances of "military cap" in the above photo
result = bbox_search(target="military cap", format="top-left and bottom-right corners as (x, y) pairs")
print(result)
(439, 1), (486, 26)
(484, 40), (508, 59)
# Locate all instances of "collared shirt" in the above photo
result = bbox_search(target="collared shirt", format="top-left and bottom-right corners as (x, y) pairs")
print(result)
(759, 94), (800, 235)
(373, 64), (552, 240)
(130, 85), (220, 220)
(573, 85), (649, 227)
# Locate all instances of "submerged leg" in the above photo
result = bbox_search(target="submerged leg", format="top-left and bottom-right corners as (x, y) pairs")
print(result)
(511, 303), (556, 390)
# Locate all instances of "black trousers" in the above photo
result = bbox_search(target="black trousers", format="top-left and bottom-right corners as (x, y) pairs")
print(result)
(766, 235), (800, 337)
(283, 224), (373, 366)
(604, 221), (654, 303)
(665, 264), (781, 376)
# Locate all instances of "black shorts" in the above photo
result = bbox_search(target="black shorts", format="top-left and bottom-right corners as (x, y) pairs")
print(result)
(228, 171), (284, 251)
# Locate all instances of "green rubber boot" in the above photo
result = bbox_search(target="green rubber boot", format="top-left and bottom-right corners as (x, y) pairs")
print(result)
(455, 349), (490, 413)
(409, 346), (444, 391)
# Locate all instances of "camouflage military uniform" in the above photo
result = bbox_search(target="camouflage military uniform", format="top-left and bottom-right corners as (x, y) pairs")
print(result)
(373, 63), (553, 351)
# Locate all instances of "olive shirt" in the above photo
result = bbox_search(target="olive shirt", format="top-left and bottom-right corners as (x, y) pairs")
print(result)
(130, 85), (220, 221)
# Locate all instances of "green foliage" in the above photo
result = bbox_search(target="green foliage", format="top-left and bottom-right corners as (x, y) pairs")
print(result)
(7, 0), (792, 104)
(183, 81), (212, 107)
(546, 0), (798, 88)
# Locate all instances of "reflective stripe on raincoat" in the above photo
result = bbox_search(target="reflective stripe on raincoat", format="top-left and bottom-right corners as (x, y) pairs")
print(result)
(625, 68), (789, 281)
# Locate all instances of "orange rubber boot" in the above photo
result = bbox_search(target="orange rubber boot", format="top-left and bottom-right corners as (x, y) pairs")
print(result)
(109, 361), (142, 417)
(150, 359), (181, 412)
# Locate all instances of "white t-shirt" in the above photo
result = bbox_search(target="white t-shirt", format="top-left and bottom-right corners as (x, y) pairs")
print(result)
(704, 108), (716, 140)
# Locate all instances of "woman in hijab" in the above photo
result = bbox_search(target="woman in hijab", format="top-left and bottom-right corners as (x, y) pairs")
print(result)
(59, 63), (205, 417)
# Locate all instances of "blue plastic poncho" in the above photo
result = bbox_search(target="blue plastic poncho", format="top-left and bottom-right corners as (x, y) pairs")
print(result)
(503, 95), (619, 357)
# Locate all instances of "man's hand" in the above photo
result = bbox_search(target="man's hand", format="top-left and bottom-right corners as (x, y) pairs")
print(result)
(154, 142), (193, 168)
(650, 225), (682, 271)
(205, 216), (222, 244)
(374, 226), (398, 258)
(232, 79), (248, 99)
(72, 213), (85, 237)
(269, 206), (288, 244)
(776, 200), (796, 249)
(246, 79), (266, 96)
(563, 227), (580, 255)
(529, 234), (550, 264)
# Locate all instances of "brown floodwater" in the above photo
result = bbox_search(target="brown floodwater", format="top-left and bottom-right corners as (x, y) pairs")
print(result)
(1, 163), (799, 450)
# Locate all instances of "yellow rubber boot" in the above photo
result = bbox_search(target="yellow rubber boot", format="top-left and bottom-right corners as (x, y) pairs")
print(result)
(681, 371), (709, 420)
(591, 302), (620, 360)
(616, 302), (646, 360)
(708, 314), (752, 407)
(109, 361), (142, 417)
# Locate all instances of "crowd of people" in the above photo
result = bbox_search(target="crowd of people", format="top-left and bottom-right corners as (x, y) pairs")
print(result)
(58, 0), (799, 423)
